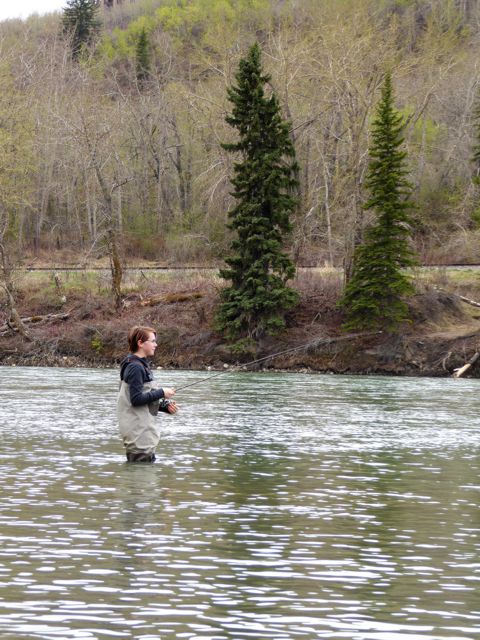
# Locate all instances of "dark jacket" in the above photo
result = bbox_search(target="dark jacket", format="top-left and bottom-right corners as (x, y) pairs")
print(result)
(120, 354), (165, 407)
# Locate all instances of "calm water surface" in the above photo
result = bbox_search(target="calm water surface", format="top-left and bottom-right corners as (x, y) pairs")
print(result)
(0, 366), (479, 640)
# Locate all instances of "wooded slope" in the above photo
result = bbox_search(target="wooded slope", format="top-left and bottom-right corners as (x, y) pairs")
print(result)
(1, 0), (480, 266)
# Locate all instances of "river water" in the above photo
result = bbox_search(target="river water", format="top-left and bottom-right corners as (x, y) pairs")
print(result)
(0, 366), (478, 640)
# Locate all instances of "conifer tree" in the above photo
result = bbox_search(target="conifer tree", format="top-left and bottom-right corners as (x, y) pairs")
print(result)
(470, 91), (480, 227)
(62, 0), (100, 60)
(340, 72), (416, 331)
(136, 28), (151, 87)
(216, 43), (299, 343)
(472, 95), (480, 173)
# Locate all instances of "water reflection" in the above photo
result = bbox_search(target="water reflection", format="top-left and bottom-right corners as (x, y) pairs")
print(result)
(0, 366), (479, 639)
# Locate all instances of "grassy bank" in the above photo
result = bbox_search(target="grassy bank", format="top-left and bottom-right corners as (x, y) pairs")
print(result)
(1, 266), (480, 376)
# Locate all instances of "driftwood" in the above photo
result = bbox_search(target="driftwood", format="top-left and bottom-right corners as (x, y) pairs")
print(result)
(432, 287), (480, 309)
(0, 312), (69, 336)
(453, 352), (480, 378)
(139, 292), (204, 307)
(458, 294), (480, 309)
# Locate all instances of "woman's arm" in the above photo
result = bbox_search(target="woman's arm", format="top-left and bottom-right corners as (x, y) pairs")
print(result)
(124, 362), (165, 407)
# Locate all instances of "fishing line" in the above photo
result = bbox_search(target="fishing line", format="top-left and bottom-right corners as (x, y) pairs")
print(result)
(174, 330), (381, 392)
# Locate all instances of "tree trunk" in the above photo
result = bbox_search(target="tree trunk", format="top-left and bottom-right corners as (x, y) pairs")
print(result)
(0, 241), (32, 341)
(108, 226), (123, 309)
(87, 132), (124, 309)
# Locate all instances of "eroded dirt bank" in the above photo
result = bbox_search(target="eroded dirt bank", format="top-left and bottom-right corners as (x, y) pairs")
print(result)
(1, 282), (480, 378)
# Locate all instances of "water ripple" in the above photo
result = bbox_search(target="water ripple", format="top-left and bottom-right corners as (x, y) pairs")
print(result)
(0, 367), (479, 639)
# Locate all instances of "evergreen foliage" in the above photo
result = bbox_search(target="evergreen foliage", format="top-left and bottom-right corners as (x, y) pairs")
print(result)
(472, 91), (480, 177)
(470, 91), (480, 227)
(216, 43), (299, 342)
(340, 72), (416, 331)
(135, 28), (151, 86)
(62, 0), (100, 60)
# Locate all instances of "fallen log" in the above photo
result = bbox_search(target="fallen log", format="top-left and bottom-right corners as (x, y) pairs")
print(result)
(432, 287), (480, 309)
(0, 312), (69, 336)
(452, 351), (480, 378)
(139, 292), (204, 307)
(458, 294), (480, 308)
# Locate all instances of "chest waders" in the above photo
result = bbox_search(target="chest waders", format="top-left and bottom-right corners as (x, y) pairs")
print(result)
(117, 380), (161, 462)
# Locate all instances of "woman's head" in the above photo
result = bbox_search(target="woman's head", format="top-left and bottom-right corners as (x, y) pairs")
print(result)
(128, 326), (157, 354)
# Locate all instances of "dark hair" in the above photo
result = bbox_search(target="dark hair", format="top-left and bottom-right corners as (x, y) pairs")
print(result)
(128, 326), (156, 353)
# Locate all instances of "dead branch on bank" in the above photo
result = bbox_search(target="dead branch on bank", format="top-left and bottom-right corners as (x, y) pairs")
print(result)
(432, 287), (480, 309)
(0, 228), (32, 341)
(0, 312), (70, 336)
(452, 351), (480, 378)
(136, 292), (205, 307)
(458, 294), (480, 308)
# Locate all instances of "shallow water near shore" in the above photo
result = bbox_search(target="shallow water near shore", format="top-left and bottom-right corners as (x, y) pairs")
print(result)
(0, 366), (479, 639)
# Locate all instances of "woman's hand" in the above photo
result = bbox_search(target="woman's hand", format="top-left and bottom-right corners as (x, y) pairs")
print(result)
(166, 400), (178, 414)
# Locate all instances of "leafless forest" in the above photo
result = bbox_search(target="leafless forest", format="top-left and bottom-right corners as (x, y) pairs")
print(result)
(1, 0), (480, 273)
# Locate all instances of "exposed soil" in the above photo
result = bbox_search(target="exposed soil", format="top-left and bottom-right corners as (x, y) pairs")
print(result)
(2, 280), (480, 378)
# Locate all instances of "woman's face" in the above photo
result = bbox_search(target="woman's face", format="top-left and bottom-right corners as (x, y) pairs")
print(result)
(138, 331), (157, 357)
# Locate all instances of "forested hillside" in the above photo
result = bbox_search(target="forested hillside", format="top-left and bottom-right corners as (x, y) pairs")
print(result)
(1, 0), (480, 267)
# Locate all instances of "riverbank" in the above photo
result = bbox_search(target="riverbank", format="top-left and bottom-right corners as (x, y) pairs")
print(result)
(1, 267), (480, 377)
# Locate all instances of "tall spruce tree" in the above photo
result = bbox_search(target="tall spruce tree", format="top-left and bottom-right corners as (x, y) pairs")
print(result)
(340, 72), (416, 331)
(472, 96), (480, 171)
(136, 28), (151, 87)
(62, 0), (100, 60)
(216, 43), (299, 342)
(471, 91), (480, 226)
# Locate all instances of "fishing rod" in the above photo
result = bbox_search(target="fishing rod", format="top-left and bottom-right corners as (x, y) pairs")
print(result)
(175, 330), (381, 392)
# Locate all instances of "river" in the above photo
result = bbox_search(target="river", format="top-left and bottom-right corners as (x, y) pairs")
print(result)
(0, 366), (479, 639)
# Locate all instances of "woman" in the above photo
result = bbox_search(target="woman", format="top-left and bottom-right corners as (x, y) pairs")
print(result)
(117, 325), (177, 463)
